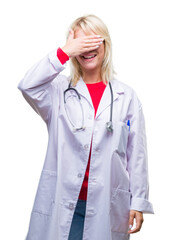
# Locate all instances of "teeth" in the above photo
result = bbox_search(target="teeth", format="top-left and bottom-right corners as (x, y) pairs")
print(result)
(83, 55), (96, 59)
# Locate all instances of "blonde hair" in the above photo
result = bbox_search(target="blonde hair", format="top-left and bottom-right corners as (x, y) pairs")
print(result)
(68, 14), (116, 86)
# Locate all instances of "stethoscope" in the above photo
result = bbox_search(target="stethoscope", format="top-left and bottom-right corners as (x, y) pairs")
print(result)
(64, 81), (114, 132)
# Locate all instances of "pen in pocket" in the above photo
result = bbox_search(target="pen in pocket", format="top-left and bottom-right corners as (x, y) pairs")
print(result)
(127, 120), (130, 131)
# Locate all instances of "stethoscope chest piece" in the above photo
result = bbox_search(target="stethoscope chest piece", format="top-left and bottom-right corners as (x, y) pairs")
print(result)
(106, 121), (113, 132)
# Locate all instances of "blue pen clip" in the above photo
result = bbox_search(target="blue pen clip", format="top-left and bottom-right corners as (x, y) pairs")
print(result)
(127, 120), (130, 131)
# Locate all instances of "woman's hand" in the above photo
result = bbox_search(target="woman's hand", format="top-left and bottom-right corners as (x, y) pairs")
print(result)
(61, 29), (103, 58)
(128, 210), (144, 234)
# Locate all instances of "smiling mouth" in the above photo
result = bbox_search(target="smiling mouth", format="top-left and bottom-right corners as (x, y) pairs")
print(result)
(81, 54), (97, 60)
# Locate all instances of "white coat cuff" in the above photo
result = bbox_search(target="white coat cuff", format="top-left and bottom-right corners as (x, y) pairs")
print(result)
(130, 197), (154, 214)
(48, 49), (67, 72)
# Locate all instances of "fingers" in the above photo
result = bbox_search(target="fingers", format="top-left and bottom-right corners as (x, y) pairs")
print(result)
(82, 44), (102, 53)
(128, 211), (144, 234)
(83, 38), (104, 45)
(83, 35), (104, 43)
(81, 36), (104, 52)
(63, 32), (104, 58)
(128, 210), (134, 232)
(83, 42), (103, 49)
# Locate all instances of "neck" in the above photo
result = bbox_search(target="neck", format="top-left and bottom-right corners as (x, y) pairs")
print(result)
(82, 69), (102, 84)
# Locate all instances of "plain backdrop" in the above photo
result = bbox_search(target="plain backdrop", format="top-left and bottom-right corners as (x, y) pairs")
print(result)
(0, 0), (172, 239)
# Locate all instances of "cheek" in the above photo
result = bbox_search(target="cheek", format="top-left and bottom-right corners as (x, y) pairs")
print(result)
(98, 45), (105, 60)
(97, 51), (105, 64)
(75, 56), (82, 65)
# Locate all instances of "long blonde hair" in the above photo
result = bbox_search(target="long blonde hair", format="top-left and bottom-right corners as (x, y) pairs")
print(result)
(68, 14), (116, 86)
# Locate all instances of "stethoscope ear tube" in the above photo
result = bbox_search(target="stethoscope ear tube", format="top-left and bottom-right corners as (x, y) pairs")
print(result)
(64, 81), (81, 103)
(106, 81), (113, 132)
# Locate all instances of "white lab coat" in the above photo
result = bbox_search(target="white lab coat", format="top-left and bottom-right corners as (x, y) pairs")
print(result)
(18, 49), (154, 240)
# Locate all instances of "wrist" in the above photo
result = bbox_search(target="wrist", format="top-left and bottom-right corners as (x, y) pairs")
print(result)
(61, 46), (71, 58)
(57, 47), (69, 65)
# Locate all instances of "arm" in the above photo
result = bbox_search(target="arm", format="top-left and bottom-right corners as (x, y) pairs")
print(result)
(17, 50), (66, 123)
(18, 31), (103, 123)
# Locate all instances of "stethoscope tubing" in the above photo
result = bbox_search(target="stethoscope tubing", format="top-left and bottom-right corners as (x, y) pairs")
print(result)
(64, 80), (114, 131)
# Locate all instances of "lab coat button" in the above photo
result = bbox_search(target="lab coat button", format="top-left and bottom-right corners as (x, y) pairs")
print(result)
(95, 147), (100, 152)
(84, 144), (89, 150)
(78, 173), (82, 178)
(69, 203), (74, 210)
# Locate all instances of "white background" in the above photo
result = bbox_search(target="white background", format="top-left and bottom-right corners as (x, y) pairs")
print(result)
(0, 0), (171, 239)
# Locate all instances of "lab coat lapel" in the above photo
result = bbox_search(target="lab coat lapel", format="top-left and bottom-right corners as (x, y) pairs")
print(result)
(74, 77), (94, 109)
(74, 77), (124, 118)
(95, 78), (124, 119)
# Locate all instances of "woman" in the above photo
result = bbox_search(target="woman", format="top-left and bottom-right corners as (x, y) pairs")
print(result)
(18, 14), (154, 240)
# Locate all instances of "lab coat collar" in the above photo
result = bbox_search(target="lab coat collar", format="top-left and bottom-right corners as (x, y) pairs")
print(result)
(74, 77), (93, 109)
(95, 78), (124, 119)
(74, 77), (124, 119)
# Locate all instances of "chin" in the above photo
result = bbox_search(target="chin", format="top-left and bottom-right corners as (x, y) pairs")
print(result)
(82, 63), (99, 71)
(78, 58), (102, 72)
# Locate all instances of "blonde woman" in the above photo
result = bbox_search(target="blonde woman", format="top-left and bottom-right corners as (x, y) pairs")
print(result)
(18, 15), (154, 240)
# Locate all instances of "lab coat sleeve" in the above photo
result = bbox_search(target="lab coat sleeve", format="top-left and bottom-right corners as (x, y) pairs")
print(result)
(17, 49), (66, 123)
(127, 95), (154, 214)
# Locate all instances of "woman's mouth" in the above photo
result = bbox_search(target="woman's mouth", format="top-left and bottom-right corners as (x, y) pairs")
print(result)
(81, 54), (97, 61)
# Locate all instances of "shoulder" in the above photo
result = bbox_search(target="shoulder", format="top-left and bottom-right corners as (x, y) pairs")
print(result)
(51, 74), (70, 90)
(111, 77), (142, 108)
(111, 77), (136, 95)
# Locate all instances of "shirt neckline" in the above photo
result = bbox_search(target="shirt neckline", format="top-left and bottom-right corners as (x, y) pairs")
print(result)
(85, 81), (107, 89)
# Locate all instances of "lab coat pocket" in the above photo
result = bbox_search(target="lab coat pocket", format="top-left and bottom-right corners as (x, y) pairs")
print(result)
(32, 170), (57, 216)
(113, 121), (129, 156)
(110, 188), (131, 233)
